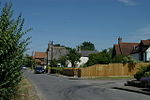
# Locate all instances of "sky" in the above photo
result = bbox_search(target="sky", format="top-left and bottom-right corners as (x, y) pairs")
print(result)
(2, 0), (150, 54)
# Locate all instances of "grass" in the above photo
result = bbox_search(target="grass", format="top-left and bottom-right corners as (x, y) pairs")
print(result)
(11, 77), (40, 100)
(83, 76), (134, 80)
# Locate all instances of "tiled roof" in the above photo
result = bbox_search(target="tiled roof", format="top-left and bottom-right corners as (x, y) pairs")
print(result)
(34, 52), (47, 59)
(114, 42), (139, 56)
(141, 40), (150, 46)
(132, 39), (150, 53)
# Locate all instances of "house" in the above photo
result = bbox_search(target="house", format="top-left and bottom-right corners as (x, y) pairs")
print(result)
(77, 50), (98, 67)
(112, 37), (139, 57)
(67, 50), (98, 67)
(47, 41), (69, 66)
(112, 37), (150, 62)
(33, 52), (47, 66)
(131, 39), (150, 61)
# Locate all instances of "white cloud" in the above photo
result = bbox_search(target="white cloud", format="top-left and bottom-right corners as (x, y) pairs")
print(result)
(118, 0), (137, 6)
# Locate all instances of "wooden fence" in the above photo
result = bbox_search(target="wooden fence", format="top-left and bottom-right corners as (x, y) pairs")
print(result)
(79, 63), (150, 78)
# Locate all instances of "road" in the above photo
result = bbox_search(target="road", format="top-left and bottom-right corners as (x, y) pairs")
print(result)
(24, 70), (150, 100)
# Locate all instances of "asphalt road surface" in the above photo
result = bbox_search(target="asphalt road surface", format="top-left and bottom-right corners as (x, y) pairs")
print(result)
(24, 70), (150, 100)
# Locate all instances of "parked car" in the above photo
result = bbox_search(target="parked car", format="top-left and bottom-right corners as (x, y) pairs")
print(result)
(34, 66), (45, 74)
(22, 66), (27, 70)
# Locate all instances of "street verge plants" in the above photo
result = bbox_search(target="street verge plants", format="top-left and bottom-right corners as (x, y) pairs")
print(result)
(0, 2), (31, 100)
(134, 65), (150, 80)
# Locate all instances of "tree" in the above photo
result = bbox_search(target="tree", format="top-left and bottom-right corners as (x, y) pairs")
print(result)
(67, 48), (81, 67)
(85, 48), (112, 66)
(0, 3), (31, 99)
(79, 41), (95, 51)
(58, 56), (68, 67)
(112, 55), (135, 63)
(50, 59), (58, 67)
(23, 54), (36, 68)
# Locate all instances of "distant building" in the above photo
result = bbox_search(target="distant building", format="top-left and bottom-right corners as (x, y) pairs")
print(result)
(112, 37), (150, 62)
(77, 50), (98, 67)
(112, 37), (139, 57)
(47, 41), (69, 66)
(67, 50), (98, 67)
(131, 39), (150, 61)
(33, 52), (47, 66)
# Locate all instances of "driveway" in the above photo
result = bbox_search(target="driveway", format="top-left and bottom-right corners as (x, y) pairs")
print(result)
(24, 70), (150, 100)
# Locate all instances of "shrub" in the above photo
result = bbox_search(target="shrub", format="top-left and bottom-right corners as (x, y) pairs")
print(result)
(140, 76), (150, 82)
(0, 3), (30, 99)
(112, 55), (136, 64)
(134, 65), (150, 80)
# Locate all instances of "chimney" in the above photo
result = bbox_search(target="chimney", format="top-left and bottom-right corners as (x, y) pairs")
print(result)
(118, 37), (122, 44)
(48, 41), (53, 51)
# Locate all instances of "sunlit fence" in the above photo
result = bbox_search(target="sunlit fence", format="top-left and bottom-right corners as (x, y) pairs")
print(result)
(61, 63), (150, 78)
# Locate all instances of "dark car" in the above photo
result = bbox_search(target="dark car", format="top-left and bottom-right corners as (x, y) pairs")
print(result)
(34, 67), (45, 74)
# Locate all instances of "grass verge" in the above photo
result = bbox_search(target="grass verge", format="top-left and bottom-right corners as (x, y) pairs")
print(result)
(11, 77), (40, 100)
(82, 76), (134, 80)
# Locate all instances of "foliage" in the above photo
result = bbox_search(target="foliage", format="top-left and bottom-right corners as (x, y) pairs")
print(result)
(134, 65), (150, 80)
(112, 55), (136, 64)
(67, 48), (81, 67)
(85, 49), (112, 67)
(50, 67), (64, 74)
(58, 56), (68, 67)
(0, 3), (31, 100)
(78, 41), (95, 51)
(23, 54), (36, 68)
(50, 59), (58, 67)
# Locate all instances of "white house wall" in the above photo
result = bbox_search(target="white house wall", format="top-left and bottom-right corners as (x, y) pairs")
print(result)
(146, 47), (150, 61)
(76, 57), (89, 67)
(67, 57), (89, 67)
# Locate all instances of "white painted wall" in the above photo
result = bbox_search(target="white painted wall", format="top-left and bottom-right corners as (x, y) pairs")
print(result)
(66, 60), (72, 67)
(131, 53), (140, 61)
(146, 47), (150, 61)
(76, 57), (89, 67)
(67, 57), (89, 68)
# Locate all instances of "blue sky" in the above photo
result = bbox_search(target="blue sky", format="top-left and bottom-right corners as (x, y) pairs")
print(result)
(3, 0), (150, 54)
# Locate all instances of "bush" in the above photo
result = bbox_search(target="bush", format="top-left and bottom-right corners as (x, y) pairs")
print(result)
(134, 65), (150, 80)
(112, 55), (136, 64)
(50, 67), (64, 74)
(0, 3), (30, 99)
(85, 49), (112, 67)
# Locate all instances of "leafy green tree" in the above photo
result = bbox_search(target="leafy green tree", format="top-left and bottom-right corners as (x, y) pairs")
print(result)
(58, 56), (68, 67)
(0, 3), (31, 99)
(85, 48), (112, 66)
(67, 48), (81, 67)
(23, 54), (36, 68)
(112, 55), (135, 63)
(79, 41), (95, 51)
(50, 59), (58, 67)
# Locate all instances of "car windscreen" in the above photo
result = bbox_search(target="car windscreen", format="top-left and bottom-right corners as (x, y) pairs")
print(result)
(35, 67), (43, 70)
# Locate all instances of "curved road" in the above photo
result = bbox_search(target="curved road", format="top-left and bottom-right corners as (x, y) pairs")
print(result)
(24, 70), (150, 100)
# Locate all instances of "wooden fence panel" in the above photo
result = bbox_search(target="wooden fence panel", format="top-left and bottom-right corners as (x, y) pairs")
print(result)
(79, 63), (150, 78)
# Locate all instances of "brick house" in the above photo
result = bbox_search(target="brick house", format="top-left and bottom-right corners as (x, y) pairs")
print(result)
(33, 52), (47, 66)
(112, 37), (139, 57)
(112, 37), (150, 62)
